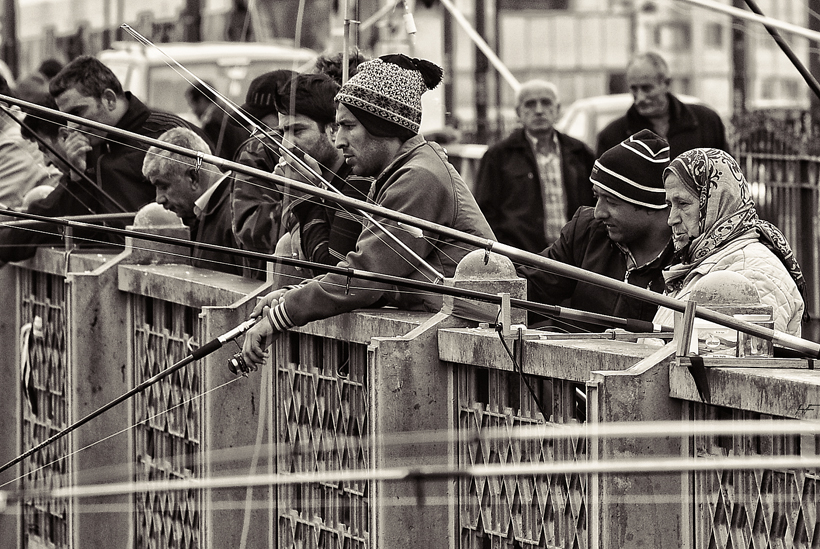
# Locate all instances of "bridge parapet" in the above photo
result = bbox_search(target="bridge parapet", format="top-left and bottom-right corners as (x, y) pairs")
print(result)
(1, 228), (819, 549)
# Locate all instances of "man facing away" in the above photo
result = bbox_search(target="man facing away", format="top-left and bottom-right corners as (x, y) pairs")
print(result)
(474, 79), (595, 253)
(596, 51), (729, 159)
(143, 127), (243, 276)
(231, 69), (295, 279)
(0, 55), (198, 263)
(241, 54), (495, 367)
(519, 129), (675, 333)
(185, 81), (250, 161)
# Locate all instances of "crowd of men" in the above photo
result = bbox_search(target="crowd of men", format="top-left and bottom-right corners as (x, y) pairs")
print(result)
(0, 48), (755, 366)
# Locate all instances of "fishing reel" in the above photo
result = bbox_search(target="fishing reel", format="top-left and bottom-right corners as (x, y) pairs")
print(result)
(227, 351), (257, 376)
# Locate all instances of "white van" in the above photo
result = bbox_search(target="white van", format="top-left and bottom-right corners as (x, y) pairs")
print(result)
(98, 41), (318, 122)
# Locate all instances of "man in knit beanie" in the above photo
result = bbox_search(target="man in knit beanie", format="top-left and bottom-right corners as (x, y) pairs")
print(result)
(519, 129), (675, 332)
(241, 54), (495, 367)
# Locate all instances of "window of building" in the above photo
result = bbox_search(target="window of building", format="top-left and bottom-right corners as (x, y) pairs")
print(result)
(705, 22), (723, 48)
(654, 22), (691, 51)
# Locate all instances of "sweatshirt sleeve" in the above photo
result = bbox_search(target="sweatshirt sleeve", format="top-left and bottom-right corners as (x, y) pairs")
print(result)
(276, 163), (451, 326)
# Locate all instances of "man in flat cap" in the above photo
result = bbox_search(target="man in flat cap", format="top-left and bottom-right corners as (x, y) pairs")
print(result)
(241, 54), (495, 367)
(519, 129), (675, 332)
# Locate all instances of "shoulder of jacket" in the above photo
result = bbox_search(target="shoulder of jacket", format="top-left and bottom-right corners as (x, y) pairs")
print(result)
(143, 110), (194, 134)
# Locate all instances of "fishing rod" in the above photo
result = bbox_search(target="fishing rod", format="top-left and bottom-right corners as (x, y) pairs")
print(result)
(2, 94), (817, 357)
(120, 25), (443, 283)
(0, 317), (261, 477)
(677, 0), (820, 43)
(0, 211), (135, 228)
(0, 208), (673, 477)
(0, 206), (665, 334)
(740, 0), (820, 103)
(0, 103), (130, 215)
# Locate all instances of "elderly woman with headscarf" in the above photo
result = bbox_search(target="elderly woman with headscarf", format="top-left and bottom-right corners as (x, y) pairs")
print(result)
(653, 148), (806, 336)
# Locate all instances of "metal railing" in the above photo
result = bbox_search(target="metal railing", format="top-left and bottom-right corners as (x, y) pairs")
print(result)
(1, 226), (820, 549)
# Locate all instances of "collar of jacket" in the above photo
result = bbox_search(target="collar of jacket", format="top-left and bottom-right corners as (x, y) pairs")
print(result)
(115, 92), (150, 131)
(369, 133), (450, 199)
(625, 92), (700, 134)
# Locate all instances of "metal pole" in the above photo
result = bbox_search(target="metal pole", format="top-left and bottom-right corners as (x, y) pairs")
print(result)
(4, 93), (818, 357)
(741, 0), (820, 102)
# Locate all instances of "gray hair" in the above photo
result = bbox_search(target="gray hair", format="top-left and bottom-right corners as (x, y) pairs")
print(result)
(143, 127), (213, 180)
(515, 79), (560, 108)
(628, 51), (670, 81)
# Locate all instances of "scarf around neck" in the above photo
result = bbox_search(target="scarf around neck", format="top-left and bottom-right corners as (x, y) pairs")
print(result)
(662, 148), (806, 301)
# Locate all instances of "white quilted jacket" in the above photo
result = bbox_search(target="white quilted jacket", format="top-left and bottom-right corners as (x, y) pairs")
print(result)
(653, 234), (805, 336)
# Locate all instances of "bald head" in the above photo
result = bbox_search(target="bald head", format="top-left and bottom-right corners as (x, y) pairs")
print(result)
(626, 52), (671, 119)
(515, 80), (560, 138)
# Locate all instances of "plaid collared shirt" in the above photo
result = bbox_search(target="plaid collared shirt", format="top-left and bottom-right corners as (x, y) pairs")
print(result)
(528, 132), (566, 245)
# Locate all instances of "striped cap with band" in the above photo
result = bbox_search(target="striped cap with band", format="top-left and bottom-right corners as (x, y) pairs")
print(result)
(590, 129), (670, 209)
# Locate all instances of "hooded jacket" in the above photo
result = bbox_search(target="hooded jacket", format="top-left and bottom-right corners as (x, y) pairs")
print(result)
(273, 134), (496, 327)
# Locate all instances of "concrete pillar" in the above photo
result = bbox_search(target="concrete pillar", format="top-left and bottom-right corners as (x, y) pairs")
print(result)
(370, 249), (527, 548)
(441, 249), (527, 326)
(125, 203), (190, 265)
(591, 345), (681, 549)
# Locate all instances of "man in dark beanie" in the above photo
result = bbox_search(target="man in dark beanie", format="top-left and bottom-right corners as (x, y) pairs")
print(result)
(241, 54), (495, 367)
(519, 129), (675, 332)
(231, 69), (295, 279)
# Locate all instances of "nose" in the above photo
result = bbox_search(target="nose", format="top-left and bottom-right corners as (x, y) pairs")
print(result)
(155, 191), (166, 205)
(593, 198), (608, 220)
(335, 131), (346, 150)
(667, 206), (679, 227)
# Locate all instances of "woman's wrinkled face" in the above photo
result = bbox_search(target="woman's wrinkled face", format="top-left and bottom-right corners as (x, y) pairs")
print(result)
(665, 171), (700, 250)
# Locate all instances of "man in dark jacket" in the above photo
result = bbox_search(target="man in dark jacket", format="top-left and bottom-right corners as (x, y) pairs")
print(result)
(185, 81), (251, 162)
(596, 52), (729, 159)
(474, 79), (595, 253)
(143, 128), (243, 276)
(272, 72), (371, 284)
(520, 130), (675, 332)
(231, 69), (295, 279)
(0, 55), (198, 263)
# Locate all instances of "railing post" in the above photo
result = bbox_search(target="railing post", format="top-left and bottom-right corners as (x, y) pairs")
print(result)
(0, 263), (21, 547)
(591, 346), (681, 548)
(441, 249), (527, 326)
(369, 249), (526, 548)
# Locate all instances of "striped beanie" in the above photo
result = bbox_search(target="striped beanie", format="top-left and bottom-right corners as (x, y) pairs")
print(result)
(335, 54), (443, 136)
(590, 129), (670, 209)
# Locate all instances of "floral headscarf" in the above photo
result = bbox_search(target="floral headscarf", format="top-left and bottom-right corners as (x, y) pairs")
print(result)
(662, 148), (806, 301)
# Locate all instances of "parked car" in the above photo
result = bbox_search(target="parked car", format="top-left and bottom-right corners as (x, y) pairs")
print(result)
(554, 92), (704, 150)
(98, 41), (318, 123)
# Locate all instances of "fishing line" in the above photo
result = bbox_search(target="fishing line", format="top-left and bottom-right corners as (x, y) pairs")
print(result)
(1, 376), (244, 491)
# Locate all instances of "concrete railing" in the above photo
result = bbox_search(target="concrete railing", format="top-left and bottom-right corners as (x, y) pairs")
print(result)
(670, 357), (820, 548)
(1, 228), (819, 549)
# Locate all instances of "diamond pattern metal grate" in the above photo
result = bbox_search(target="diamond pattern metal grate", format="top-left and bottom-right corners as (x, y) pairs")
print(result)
(457, 364), (588, 549)
(275, 332), (369, 548)
(133, 297), (202, 549)
(21, 270), (69, 549)
(692, 403), (820, 549)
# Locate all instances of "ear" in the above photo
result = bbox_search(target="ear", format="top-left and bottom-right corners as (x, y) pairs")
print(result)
(187, 168), (201, 191)
(102, 89), (118, 110)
